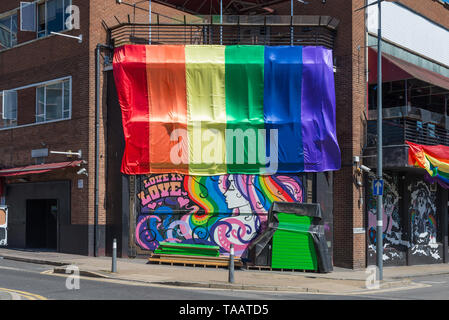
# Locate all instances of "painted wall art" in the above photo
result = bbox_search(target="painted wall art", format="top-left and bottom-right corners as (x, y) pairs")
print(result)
(367, 173), (409, 264)
(0, 207), (6, 246)
(408, 180), (441, 261)
(135, 174), (304, 258)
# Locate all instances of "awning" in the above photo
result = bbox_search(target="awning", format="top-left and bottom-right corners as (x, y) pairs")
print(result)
(368, 48), (449, 91)
(0, 161), (84, 177)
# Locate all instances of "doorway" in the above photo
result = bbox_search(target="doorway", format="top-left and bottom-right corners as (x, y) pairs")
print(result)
(26, 199), (58, 249)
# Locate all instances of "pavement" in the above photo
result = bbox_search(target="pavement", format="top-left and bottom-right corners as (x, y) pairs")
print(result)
(1, 248), (448, 294)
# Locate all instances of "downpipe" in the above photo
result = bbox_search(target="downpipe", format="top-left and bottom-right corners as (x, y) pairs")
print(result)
(95, 43), (113, 257)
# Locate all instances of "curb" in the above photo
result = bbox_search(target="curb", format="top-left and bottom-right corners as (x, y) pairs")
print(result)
(50, 266), (326, 293)
(151, 281), (323, 293)
(2, 254), (447, 294)
(53, 267), (110, 278)
(304, 271), (449, 282)
(49, 267), (414, 294)
(388, 271), (449, 280)
(0, 255), (69, 267)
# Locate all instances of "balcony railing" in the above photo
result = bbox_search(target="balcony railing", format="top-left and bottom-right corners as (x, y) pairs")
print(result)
(108, 15), (339, 48)
(367, 117), (449, 148)
(368, 106), (449, 128)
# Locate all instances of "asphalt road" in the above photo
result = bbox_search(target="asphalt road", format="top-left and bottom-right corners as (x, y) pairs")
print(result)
(0, 258), (448, 301)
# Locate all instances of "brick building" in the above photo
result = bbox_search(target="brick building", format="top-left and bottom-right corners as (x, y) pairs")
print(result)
(0, 0), (187, 255)
(267, 0), (449, 268)
(1, 0), (449, 269)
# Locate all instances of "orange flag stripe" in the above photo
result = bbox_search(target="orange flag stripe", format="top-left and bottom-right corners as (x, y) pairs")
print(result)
(146, 45), (189, 174)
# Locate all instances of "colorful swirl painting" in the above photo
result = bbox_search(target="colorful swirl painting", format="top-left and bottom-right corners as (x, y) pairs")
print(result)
(136, 173), (304, 257)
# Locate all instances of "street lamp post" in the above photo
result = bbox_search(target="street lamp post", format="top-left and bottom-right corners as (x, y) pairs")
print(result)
(355, 0), (396, 281)
(376, 0), (383, 282)
(220, 0), (223, 45)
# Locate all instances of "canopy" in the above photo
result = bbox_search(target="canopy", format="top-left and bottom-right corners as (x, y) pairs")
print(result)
(368, 48), (449, 91)
(0, 161), (83, 177)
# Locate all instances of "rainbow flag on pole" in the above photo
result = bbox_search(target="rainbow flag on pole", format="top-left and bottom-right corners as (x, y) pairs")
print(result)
(407, 141), (449, 187)
(113, 45), (340, 176)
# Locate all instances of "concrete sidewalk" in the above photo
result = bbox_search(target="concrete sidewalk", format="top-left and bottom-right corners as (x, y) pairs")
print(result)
(1, 248), (447, 294)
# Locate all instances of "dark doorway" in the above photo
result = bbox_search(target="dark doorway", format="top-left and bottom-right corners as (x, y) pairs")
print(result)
(26, 199), (58, 249)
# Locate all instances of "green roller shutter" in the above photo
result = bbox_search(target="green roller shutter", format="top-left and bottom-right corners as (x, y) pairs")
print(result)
(271, 213), (318, 271)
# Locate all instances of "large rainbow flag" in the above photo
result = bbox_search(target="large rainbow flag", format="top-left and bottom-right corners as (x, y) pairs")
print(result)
(113, 45), (340, 176)
(407, 141), (449, 188)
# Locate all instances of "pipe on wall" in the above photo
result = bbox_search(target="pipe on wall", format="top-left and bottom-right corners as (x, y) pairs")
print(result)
(95, 43), (113, 257)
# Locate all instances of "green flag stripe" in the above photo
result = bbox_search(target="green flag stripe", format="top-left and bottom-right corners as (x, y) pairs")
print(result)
(225, 45), (265, 173)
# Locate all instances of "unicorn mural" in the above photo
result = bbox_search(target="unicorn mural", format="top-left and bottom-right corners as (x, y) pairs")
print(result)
(136, 174), (304, 258)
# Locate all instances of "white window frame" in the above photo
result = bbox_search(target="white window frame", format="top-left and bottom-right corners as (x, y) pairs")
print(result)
(0, 91), (18, 129)
(35, 77), (72, 123)
(0, 13), (18, 50)
(20, 2), (36, 32)
(37, 0), (72, 38)
(2, 90), (18, 120)
(0, 76), (72, 131)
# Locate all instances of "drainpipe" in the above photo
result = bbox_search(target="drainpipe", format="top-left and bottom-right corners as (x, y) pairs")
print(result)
(95, 43), (113, 257)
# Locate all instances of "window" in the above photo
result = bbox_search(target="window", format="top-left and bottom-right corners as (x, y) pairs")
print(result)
(36, 79), (71, 123)
(37, 0), (72, 38)
(0, 13), (18, 50)
(21, 2), (36, 32)
(0, 91), (18, 129)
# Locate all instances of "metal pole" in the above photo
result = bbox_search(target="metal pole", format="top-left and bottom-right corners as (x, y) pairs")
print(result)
(228, 244), (234, 283)
(94, 43), (112, 257)
(149, 0), (152, 44)
(290, 0), (293, 45)
(220, 0), (223, 45)
(94, 45), (100, 257)
(376, 0), (383, 281)
(112, 238), (117, 273)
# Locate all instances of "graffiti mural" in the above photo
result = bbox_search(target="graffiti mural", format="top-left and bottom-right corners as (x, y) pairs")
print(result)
(367, 173), (409, 264)
(408, 180), (441, 260)
(0, 207), (7, 246)
(136, 174), (304, 258)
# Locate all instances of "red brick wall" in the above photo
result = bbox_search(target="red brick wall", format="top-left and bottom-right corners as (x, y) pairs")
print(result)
(399, 0), (449, 28)
(0, 0), (188, 255)
(0, 1), (92, 233)
(269, 0), (367, 269)
(272, 0), (449, 269)
(17, 88), (35, 126)
(3, 0), (447, 259)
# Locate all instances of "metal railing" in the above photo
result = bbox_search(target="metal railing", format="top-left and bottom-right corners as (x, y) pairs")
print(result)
(368, 106), (448, 128)
(109, 15), (338, 48)
(367, 117), (449, 147)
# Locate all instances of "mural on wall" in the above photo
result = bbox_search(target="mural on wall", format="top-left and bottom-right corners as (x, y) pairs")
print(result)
(367, 173), (409, 263)
(136, 174), (304, 258)
(0, 207), (7, 246)
(408, 180), (440, 260)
